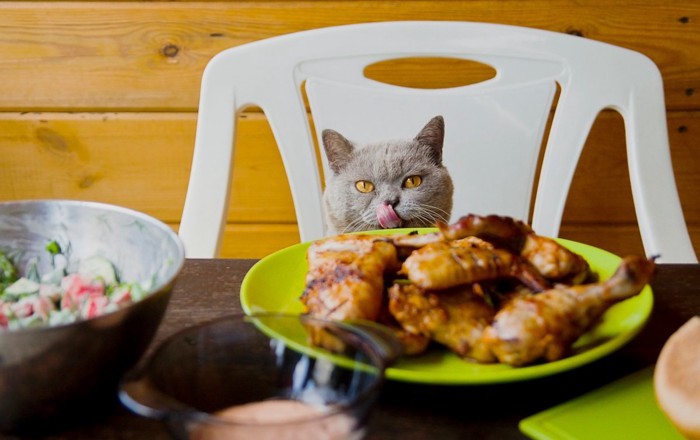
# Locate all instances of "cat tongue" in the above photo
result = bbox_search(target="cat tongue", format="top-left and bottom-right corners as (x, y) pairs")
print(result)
(376, 203), (403, 229)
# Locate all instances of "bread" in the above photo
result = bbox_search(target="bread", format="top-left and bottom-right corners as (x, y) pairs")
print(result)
(654, 316), (700, 439)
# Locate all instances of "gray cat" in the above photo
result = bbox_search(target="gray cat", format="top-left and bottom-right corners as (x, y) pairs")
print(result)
(322, 115), (454, 235)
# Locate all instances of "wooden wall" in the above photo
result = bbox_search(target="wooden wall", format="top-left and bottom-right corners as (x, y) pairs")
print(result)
(1, 1), (699, 259)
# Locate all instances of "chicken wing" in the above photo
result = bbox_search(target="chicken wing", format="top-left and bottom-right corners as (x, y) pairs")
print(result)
(388, 282), (496, 363)
(482, 255), (655, 366)
(400, 240), (550, 292)
(300, 234), (399, 322)
(389, 255), (654, 366)
(438, 214), (592, 284)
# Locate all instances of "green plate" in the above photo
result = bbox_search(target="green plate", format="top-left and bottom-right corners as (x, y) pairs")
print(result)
(240, 230), (654, 384)
(519, 367), (684, 439)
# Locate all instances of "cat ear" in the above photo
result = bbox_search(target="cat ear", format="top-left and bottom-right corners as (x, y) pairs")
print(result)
(322, 129), (355, 174)
(414, 115), (445, 164)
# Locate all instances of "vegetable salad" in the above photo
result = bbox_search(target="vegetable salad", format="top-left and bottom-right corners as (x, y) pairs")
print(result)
(0, 241), (154, 330)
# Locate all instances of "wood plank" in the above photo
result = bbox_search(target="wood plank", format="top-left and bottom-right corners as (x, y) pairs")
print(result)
(0, 113), (195, 221)
(1, 111), (699, 226)
(0, 112), (296, 223)
(216, 223), (301, 259)
(563, 111), (700, 223)
(165, 222), (301, 259)
(556, 224), (700, 260)
(559, 224), (700, 261)
(0, 1), (698, 110)
(559, 224), (644, 258)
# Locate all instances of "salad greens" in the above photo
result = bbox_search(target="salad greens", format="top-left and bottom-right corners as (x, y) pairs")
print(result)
(0, 242), (154, 330)
(0, 252), (18, 290)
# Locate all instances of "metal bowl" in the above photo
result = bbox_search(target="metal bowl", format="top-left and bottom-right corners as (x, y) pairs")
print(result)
(0, 200), (185, 434)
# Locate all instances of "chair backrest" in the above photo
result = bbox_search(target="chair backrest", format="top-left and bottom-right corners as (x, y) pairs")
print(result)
(180, 21), (697, 263)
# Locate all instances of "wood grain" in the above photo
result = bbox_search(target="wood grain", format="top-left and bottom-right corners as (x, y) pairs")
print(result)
(0, 112), (295, 223)
(0, 1), (698, 110)
(2, 111), (698, 225)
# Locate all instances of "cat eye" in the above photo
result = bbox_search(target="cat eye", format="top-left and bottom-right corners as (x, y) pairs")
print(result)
(403, 175), (423, 189)
(355, 180), (375, 193)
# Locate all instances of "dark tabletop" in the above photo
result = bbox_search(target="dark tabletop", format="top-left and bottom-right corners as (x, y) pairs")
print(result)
(14, 260), (700, 440)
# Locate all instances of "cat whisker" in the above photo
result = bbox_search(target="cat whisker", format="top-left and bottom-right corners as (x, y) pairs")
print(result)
(341, 214), (375, 234)
(400, 201), (452, 227)
(417, 202), (451, 216)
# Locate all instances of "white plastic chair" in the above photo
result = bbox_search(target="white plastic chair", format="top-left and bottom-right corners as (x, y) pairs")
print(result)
(180, 21), (697, 263)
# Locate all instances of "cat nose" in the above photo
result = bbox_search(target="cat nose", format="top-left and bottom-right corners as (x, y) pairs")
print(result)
(384, 198), (399, 207)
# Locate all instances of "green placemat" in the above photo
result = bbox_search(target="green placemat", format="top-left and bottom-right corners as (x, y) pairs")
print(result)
(520, 367), (684, 440)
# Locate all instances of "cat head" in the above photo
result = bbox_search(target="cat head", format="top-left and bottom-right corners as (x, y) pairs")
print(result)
(321, 116), (454, 235)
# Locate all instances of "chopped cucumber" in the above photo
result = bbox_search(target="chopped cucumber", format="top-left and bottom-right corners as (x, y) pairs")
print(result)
(41, 259), (67, 285)
(4, 277), (40, 298)
(78, 256), (117, 285)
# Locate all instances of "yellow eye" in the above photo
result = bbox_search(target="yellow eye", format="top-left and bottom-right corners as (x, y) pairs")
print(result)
(403, 175), (423, 189)
(355, 180), (375, 193)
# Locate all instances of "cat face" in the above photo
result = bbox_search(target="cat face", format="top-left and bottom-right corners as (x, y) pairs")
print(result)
(322, 116), (454, 235)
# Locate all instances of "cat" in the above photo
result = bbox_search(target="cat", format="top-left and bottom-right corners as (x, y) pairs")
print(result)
(321, 115), (454, 235)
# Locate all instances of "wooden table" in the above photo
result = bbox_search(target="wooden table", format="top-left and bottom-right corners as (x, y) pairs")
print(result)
(29, 259), (700, 440)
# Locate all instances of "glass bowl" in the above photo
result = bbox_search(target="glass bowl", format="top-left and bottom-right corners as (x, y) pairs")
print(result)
(119, 313), (402, 440)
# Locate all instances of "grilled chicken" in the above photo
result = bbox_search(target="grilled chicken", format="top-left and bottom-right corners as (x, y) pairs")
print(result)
(400, 240), (550, 292)
(483, 255), (655, 366)
(388, 283), (497, 362)
(390, 255), (654, 366)
(438, 214), (592, 284)
(300, 234), (400, 351)
(299, 215), (654, 367)
(300, 234), (399, 322)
